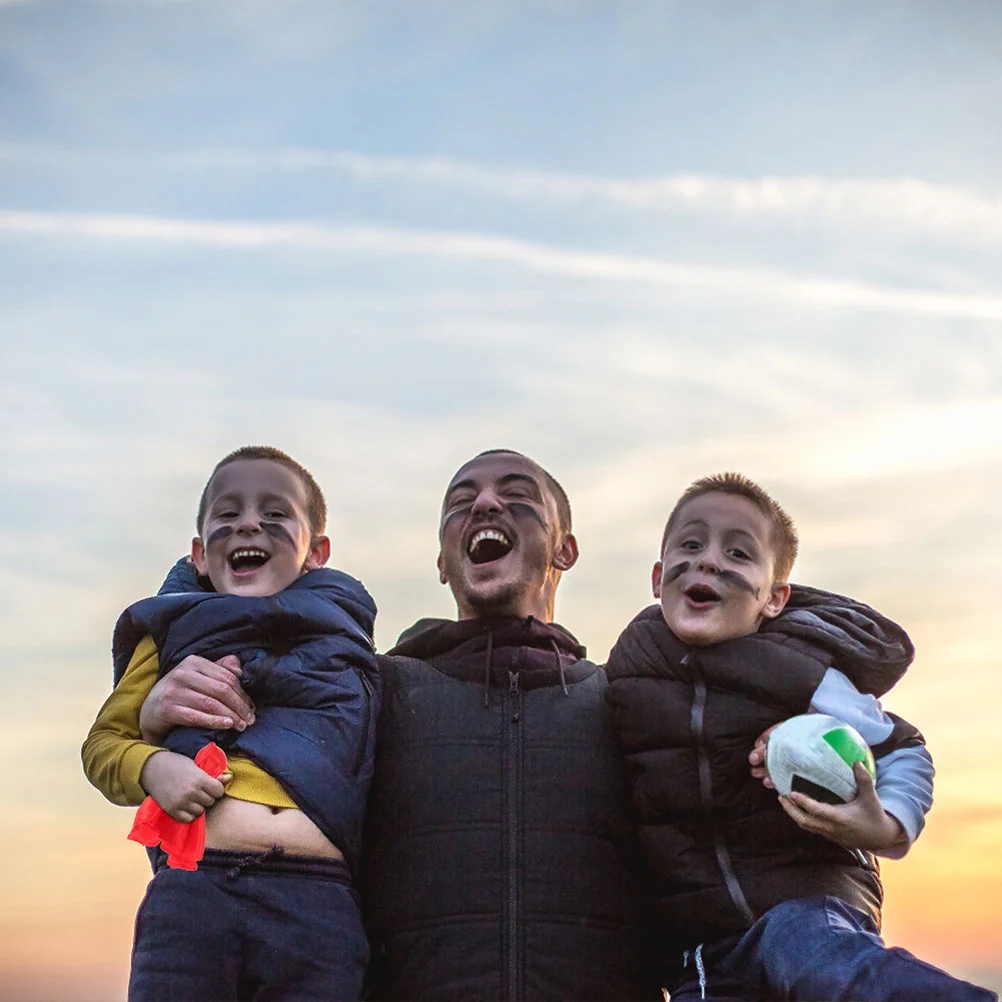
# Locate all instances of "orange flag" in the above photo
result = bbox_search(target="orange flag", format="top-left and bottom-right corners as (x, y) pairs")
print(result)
(128, 742), (228, 871)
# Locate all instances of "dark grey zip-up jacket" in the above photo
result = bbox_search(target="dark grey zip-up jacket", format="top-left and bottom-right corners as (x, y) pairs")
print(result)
(360, 616), (654, 1001)
(605, 586), (919, 951)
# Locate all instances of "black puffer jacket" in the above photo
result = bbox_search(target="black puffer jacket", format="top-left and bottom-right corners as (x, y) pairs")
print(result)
(605, 586), (915, 949)
(361, 616), (653, 1001)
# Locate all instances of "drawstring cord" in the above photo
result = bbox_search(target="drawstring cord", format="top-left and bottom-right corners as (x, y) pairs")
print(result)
(482, 625), (570, 705)
(681, 944), (708, 1000)
(483, 627), (494, 707)
(550, 639), (569, 696)
(226, 844), (284, 881)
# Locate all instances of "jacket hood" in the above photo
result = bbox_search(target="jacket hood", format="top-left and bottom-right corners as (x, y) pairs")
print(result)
(113, 556), (377, 683)
(764, 584), (913, 695)
(627, 583), (913, 697)
(156, 555), (377, 628)
(390, 615), (586, 662)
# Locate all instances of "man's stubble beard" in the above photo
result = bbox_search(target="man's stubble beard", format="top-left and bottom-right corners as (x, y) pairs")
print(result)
(466, 579), (523, 617)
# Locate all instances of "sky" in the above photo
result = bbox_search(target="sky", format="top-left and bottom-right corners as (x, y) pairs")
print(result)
(1, 1), (1001, 999)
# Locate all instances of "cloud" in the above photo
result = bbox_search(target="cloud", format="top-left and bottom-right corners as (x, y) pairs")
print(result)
(4, 144), (1002, 239)
(4, 209), (1002, 321)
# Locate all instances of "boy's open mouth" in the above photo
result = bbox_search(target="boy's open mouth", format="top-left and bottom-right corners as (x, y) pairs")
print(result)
(229, 548), (271, 573)
(468, 529), (513, 565)
(684, 583), (721, 605)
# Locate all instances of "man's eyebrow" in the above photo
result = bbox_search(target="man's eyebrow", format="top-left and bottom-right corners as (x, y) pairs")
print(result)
(497, 473), (541, 493)
(445, 478), (477, 498)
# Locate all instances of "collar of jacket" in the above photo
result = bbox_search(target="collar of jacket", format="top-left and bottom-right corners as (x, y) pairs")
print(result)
(615, 581), (913, 697)
(388, 615), (596, 690)
(112, 555), (377, 684)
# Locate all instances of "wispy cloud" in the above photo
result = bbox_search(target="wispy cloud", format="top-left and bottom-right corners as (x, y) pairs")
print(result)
(4, 208), (1002, 321)
(3, 144), (1002, 239)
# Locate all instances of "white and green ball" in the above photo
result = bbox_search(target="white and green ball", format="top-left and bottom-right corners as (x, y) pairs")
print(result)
(765, 713), (876, 804)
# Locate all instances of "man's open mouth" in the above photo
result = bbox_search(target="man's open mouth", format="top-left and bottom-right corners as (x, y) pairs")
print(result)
(468, 529), (513, 565)
(229, 548), (271, 572)
(684, 583), (721, 604)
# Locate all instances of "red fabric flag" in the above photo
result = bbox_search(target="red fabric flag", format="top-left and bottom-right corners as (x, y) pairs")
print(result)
(128, 742), (229, 870)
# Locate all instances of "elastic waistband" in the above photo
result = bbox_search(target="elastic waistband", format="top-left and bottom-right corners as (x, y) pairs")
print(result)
(153, 846), (352, 884)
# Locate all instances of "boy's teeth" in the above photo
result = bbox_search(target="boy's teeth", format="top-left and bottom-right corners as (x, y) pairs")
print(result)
(229, 548), (270, 568)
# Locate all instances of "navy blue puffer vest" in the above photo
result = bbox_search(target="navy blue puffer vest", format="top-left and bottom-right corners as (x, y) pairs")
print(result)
(112, 557), (380, 873)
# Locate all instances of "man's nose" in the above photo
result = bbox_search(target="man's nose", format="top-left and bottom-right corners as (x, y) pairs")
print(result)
(471, 489), (503, 516)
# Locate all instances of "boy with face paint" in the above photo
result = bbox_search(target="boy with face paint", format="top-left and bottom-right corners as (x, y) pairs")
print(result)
(605, 473), (994, 1001)
(82, 446), (380, 1002)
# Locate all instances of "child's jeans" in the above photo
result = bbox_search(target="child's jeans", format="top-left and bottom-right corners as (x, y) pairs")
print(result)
(668, 895), (996, 1002)
(129, 847), (368, 1002)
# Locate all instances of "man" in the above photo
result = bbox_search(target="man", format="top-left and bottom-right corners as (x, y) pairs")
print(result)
(138, 450), (653, 1000)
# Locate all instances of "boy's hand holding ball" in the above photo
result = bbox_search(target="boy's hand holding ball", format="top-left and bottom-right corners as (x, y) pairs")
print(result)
(749, 720), (906, 854)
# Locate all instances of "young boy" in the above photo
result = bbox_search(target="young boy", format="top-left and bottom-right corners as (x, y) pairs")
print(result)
(605, 473), (995, 1002)
(82, 446), (380, 1002)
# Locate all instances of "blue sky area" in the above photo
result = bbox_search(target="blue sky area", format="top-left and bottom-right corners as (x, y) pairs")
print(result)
(1, 3), (1001, 999)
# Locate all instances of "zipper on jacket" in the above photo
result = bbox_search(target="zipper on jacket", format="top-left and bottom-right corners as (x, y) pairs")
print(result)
(352, 667), (375, 776)
(503, 662), (523, 1000)
(686, 652), (756, 926)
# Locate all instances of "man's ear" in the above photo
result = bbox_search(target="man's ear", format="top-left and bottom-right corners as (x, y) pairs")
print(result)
(304, 535), (331, 571)
(437, 551), (448, 585)
(552, 532), (579, 572)
(651, 561), (663, 599)
(760, 582), (792, 621)
(191, 537), (208, 575)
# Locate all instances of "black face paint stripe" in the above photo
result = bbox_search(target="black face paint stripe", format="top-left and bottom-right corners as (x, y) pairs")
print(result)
(440, 500), (548, 536)
(441, 506), (471, 532)
(663, 561), (690, 582)
(508, 501), (547, 530)
(665, 559), (759, 598)
(205, 522), (296, 549)
(260, 521), (295, 547)
(715, 568), (758, 597)
(206, 526), (234, 547)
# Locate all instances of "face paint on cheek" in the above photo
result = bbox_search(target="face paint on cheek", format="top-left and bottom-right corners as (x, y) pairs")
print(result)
(508, 501), (547, 530)
(206, 525), (234, 548)
(260, 521), (296, 547)
(440, 505), (470, 536)
(663, 561), (690, 583)
(716, 568), (759, 598)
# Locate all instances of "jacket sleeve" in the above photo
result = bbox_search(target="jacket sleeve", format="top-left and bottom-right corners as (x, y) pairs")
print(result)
(81, 635), (166, 806)
(810, 667), (934, 857)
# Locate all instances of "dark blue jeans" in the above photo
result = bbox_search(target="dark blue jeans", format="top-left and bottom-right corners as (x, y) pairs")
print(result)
(668, 896), (997, 1002)
(129, 848), (368, 1002)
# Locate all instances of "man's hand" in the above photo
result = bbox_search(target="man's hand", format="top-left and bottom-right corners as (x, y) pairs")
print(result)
(139, 750), (228, 823)
(779, 763), (906, 853)
(749, 724), (777, 788)
(139, 654), (254, 744)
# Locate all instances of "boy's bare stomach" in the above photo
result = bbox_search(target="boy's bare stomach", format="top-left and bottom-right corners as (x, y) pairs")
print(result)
(204, 796), (344, 860)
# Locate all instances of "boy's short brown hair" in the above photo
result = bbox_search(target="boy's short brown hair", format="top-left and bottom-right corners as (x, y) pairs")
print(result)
(196, 446), (327, 537)
(661, 472), (798, 581)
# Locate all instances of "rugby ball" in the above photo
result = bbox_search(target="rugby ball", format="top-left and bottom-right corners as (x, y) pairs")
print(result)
(765, 713), (875, 804)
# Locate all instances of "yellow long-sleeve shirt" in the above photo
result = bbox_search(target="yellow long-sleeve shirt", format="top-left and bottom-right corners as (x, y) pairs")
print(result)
(81, 634), (296, 809)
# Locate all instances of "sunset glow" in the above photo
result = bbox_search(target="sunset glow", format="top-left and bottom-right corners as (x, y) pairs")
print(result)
(1, 3), (1000, 999)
